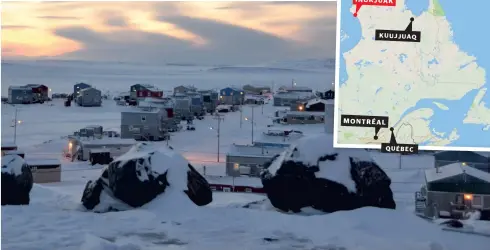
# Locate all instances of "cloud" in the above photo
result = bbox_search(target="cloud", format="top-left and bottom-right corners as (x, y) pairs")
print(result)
(53, 15), (330, 65)
(101, 12), (128, 27)
(2, 25), (33, 30)
(3, 1), (337, 64)
(37, 15), (79, 20)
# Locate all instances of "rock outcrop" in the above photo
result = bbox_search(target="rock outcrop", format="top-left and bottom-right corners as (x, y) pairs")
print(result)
(81, 143), (213, 212)
(2, 155), (34, 205)
(261, 134), (396, 213)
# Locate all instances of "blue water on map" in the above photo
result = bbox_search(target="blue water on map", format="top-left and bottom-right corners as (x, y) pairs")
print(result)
(404, 0), (428, 16)
(339, 0), (490, 148)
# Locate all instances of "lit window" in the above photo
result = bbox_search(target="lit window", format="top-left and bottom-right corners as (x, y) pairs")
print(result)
(233, 163), (239, 170)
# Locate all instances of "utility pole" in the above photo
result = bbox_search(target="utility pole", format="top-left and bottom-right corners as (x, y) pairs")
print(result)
(251, 105), (256, 144)
(213, 114), (224, 162)
(13, 108), (19, 144)
(240, 101), (243, 128)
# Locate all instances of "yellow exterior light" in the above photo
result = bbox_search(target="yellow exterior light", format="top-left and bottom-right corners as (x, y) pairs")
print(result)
(233, 163), (239, 170)
(464, 194), (473, 201)
(17, 120), (22, 124)
(68, 142), (73, 150)
(461, 162), (467, 166)
(244, 117), (248, 121)
(298, 105), (304, 111)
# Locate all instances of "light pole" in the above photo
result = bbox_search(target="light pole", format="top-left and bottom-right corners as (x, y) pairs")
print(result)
(240, 102), (243, 128)
(245, 105), (258, 144)
(212, 114), (224, 162)
(11, 108), (22, 144)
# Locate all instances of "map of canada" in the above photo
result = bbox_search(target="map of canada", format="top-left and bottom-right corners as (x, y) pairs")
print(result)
(335, 0), (490, 152)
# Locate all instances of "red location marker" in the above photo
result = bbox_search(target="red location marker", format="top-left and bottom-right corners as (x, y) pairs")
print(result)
(353, 0), (397, 17)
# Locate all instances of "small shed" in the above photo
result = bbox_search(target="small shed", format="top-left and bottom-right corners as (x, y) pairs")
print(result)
(219, 87), (244, 105)
(25, 158), (62, 183)
(285, 111), (325, 124)
(66, 136), (136, 161)
(226, 144), (286, 177)
(8, 86), (33, 104)
(76, 87), (102, 107)
(434, 151), (490, 173)
(74, 82), (92, 97)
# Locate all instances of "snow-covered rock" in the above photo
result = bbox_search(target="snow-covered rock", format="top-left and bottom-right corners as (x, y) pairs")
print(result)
(1, 155), (34, 205)
(81, 143), (213, 212)
(260, 134), (396, 213)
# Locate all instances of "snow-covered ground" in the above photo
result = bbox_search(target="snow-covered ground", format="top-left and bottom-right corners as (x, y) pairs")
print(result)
(2, 60), (489, 250)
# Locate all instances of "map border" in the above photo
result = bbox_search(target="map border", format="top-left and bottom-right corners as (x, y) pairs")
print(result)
(332, 0), (490, 153)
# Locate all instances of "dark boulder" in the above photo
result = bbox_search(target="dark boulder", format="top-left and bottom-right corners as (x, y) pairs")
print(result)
(1, 155), (34, 205)
(261, 134), (396, 214)
(81, 143), (213, 211)
(81, 178), (105, 210)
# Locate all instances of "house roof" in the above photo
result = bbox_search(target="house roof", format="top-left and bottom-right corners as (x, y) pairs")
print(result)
(221, 87), (243, 92)
(274, 92), (314, 99)
(75, 82), (91, 86)
(283, 86), (312, 91)
(305, 98), (334, 108)
(287, 111), (325, 116)
(24, 84), (48, 88)
(434, 151), (490, 165)
(8, 86), (30, 90)
(227, 144), (285, 158)
(25, 158), (61, 166)
(79, 87), (101, 93)
(425, 162), (490, 183)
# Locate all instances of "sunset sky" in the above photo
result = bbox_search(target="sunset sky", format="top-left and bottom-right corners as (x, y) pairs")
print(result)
(1, 1), (336, 65)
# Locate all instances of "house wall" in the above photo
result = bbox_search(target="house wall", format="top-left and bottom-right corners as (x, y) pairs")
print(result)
(285, 113), (325, 124)
(424, 191), (490, 218)
(8, 88), (33, 104)
(174, 86), (192, 95)
(78, 88), (102, 107)
(225, 155), (275, 177)
(31, 166), (61, 183)
(136, 90), (163, 98)
(120, 112), (162, 139)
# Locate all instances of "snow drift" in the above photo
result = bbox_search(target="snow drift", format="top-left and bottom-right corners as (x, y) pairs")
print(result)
(1, 155), (34, 205)
(81, 143), (213, 212)
(261, 134), (396, 213)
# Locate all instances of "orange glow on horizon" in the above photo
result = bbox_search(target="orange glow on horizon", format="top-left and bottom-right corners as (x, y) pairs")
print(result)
(2, 1), (335, 58)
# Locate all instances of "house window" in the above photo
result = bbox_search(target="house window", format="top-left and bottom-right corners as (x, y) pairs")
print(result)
(223, 187), (231, 192)
(23, 90), (27, 94)
(146, 92), (150, 97)
(141, 115), (147, 122)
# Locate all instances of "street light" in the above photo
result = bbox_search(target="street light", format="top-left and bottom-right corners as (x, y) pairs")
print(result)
(211, 114), (224, 162)
(10, 108), (21, 144)
(245, 105), (258, 144)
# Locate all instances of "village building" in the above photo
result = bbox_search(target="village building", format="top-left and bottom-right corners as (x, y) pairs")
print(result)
(219, 87), (244, 105)
(76, 87), (102, 107)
